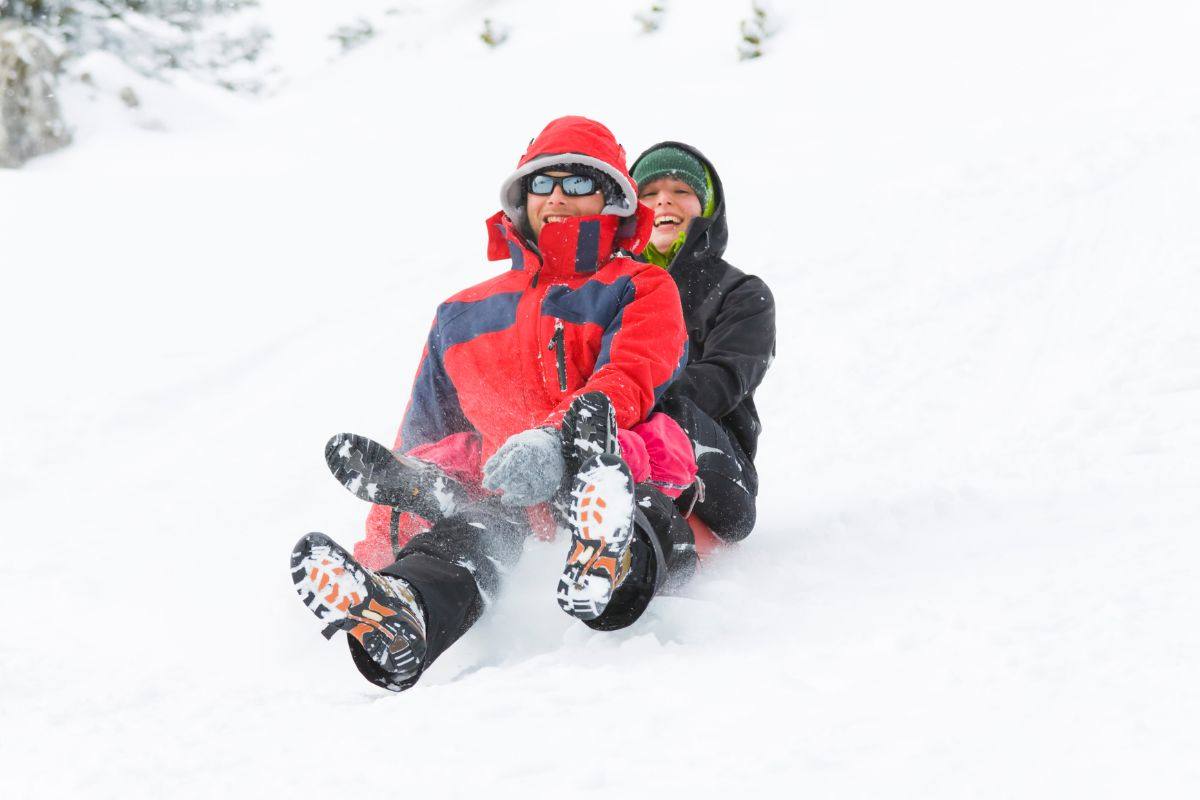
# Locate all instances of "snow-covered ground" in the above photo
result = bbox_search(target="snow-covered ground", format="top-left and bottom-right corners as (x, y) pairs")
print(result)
(3, 1), (1199, 796)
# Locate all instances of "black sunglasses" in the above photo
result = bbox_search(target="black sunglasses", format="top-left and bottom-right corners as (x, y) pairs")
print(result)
(527, 172), (600, 197)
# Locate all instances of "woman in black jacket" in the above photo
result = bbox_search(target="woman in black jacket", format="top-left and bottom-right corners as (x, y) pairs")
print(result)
(632, 143), (776, 542)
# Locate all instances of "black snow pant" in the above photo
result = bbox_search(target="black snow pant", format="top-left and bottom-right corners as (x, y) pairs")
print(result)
(347, 488), (700, 688)
(346, 500), (525, 690)
(658, 395), (758, 543)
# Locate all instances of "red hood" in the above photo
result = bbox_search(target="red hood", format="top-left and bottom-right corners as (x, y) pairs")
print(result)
(499, 116), (641, 234)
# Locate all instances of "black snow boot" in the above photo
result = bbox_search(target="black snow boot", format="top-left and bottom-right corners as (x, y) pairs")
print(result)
(325, 432), (468, 522)
(291, 532), (428, 692)
(583, 485), (699, 632)
(555, 392), (637, 621)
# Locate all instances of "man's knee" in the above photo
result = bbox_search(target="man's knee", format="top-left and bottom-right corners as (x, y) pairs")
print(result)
(393, 512), (521, 600)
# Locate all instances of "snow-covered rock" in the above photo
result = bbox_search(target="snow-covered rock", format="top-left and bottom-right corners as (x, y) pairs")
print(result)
(0, 23), (70, 167)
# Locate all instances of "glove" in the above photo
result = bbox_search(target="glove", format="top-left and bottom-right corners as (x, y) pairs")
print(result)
(482, 427), (565, 507)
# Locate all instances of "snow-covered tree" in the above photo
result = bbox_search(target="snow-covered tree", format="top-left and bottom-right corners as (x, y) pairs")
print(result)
(1, 0), (269, 90)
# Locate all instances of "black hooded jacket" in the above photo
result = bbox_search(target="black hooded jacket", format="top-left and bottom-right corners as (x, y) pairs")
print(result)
(633, 142), (776, 462)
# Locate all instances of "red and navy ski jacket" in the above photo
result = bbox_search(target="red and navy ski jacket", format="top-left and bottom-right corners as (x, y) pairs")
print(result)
(354, 209), (688, 568)
(399, 209), (688, 463)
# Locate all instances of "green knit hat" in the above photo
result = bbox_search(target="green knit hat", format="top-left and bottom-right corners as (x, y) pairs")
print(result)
(632, 146), (709, 209)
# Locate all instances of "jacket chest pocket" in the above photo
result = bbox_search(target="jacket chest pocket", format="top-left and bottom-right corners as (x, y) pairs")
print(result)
(538, 314), (608, 396)
(540, 284), (618, 396)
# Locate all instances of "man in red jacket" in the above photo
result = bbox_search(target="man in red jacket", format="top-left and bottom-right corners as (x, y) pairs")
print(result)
(290, 117), (699, 692)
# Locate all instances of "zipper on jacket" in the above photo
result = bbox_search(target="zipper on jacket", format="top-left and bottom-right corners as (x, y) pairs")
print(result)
(547, 318), (567, 392)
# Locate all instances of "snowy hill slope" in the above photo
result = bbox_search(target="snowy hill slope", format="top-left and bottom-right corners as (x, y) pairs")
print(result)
(3, 1), (1199, 796)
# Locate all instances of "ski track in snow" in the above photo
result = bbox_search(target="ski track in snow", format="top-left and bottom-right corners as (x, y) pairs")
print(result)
(3, 1), (1200, 796)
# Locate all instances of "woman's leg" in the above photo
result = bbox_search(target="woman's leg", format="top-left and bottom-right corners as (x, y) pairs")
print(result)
(659, 395), (758, 542)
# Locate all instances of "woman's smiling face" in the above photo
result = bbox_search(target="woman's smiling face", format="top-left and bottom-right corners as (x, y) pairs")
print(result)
(638, 176), (703, 252)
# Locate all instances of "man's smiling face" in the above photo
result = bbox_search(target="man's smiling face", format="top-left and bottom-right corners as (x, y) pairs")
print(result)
(526, 170), (606, 238)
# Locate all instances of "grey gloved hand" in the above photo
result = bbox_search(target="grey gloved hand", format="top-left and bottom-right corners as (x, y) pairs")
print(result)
(482, 427), (566, 507)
